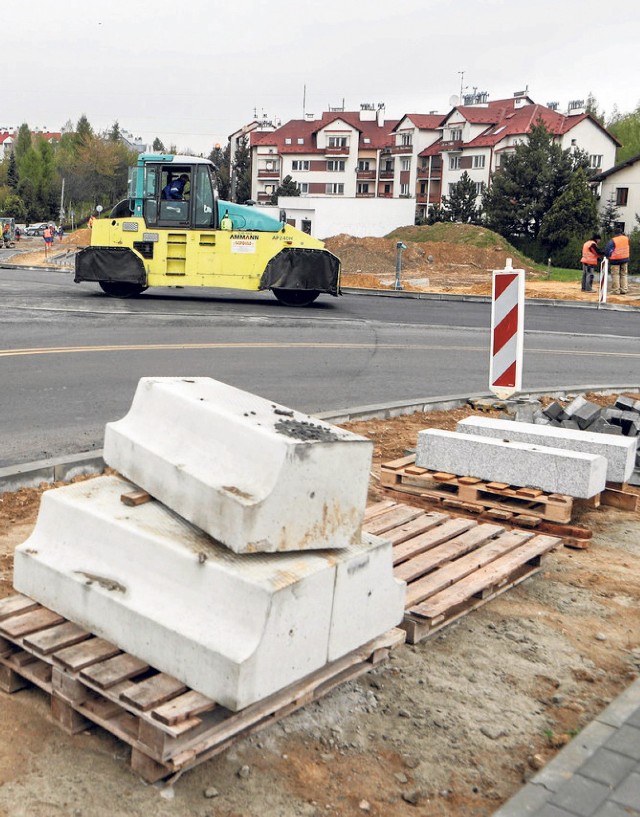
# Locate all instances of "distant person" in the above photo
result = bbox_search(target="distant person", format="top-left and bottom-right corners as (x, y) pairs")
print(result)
(580, 233), (603, 292)
(43, 225), (53, 256)
(58, 225), (64, 243)
(604, 226), (630, 295)
(2, 223), (9, 246)
(162, 174), (189, 201)
(14, 226), (21, 242)
(220, 210), (233, 230)
(88, 215), (96, 229)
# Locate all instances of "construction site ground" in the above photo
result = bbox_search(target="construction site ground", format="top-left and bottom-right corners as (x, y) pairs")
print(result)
(10, 226), (639, 305)
(0, 393), (639, 817)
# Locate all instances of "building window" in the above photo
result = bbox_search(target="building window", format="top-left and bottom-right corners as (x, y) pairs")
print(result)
(420, 182), (427, 195)
(328, 136), (348, 148)
(474, 182), (485, 196)
(615, 187), (629, 206)
(384, 183), (391, 194)
(358, 160), (370, 171)
(357, 182), (369, 194)
(589, 154), (603, 168)
(363, 137), (371, 144)
(292, 160), (309, 171)
(448, 183), (456, 196)
(450, 128), (462, 141)
(473, 155), (486, 169)
(325, 183), (344, 195)
(400, 133), (412, 146)
(384, 159), (394, 171)
(401, 158), (411, 171)
(284, 138), (292, 145)
(449, 156), (461, 170)
(327, 160), (345, 172)
(297, 138), (304, 145)
(400, 183), (410, 196)
(298, 182), (309, 194)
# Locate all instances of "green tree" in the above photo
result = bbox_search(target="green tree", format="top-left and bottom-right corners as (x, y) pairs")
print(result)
(75, 114), (93, 146)
(442, 171), (480, 223)
(270, 175), (300, 204)
(152, 137), (166, 152)
(231, 136), (252, 203)
(586, 93), (605, 125)
(6, 153), (18, 190)
(209, 143), (230, 200)
(14, 123), (32, 162)
(426, 202), (448, 224)
(482, 121), (574, 241)
(599, 194), (620, 236)
(0, 192), (27, 221)
(608, 105), (640, 163)
(108, 121), (121, 142)
(538, 168), (598, 251)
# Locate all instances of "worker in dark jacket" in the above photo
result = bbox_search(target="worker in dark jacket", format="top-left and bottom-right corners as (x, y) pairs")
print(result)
(162, 174), (189, 201)
(580, 233), (603, 292)
(604, 227), (630, 295)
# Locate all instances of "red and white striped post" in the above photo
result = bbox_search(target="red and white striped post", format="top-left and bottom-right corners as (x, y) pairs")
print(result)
(489, 259), (525, 399)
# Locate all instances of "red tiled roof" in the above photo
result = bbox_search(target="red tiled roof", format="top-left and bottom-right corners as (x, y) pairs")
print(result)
(419, 139), (444, 157)
(393, 114), (444, 131)
(250, 113), (399, 153)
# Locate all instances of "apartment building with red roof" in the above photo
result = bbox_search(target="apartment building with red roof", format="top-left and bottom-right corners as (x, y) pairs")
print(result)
(417, 93), (619, 221)
(242, 93), (619, 227)
(0, 130), (62, 161)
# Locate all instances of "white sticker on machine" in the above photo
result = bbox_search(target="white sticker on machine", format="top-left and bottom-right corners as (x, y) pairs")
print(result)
(231, 238), (257, 254)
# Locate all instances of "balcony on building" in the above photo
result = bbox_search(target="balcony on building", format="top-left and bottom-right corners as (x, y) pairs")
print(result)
(438, 140), (463, 152)
(258, 166), (280, 178)
(388, 144), (413, 155)
(378, 169), (394, 180)
(324, 145), (350, 156)
(356, 169), (376, 180)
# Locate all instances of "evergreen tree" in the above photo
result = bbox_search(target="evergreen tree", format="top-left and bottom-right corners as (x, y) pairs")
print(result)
(538, 168), (598, 250)
(270, 175), (300, 204)
(209, 143), (230, 200)
(586, 93), (605, 125)
(599, 193), (620, 236)
(108, 121), (121, 142)
(482, 121), (574, 240)
(426, 202), (448, 224)
(232, 136), (252, 203)
(7, 154), (19, 191)
(442, 171), (480, 223)
(152, 137), (166, 152)
(75, 114), (93, 145)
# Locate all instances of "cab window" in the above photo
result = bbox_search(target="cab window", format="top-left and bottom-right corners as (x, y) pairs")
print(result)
(194, 165), (215, 228)
(158, 167), (191, 225)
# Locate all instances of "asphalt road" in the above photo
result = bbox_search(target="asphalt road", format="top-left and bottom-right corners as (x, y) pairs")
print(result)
(0, 265), (638, 468)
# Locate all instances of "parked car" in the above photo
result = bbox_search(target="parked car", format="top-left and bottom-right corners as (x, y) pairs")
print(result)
(25, 223), (47, 236)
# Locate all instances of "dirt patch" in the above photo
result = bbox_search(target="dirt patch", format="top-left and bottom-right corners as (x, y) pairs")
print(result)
(0, 399), (639, 817)
(324, 234), (640, 306)
(10, 229), (91, 268)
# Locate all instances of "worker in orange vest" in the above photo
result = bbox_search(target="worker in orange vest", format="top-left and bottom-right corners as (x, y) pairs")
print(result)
(580, 233), (603, 292)
(604, 227), (631, 295)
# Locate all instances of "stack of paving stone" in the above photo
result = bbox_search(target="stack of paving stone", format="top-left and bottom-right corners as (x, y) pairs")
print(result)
(13, 378), (406, 712)
(532, 395), (640, 481)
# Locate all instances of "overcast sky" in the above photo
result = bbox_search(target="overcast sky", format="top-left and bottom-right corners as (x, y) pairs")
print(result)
(6, 0), (640, 155)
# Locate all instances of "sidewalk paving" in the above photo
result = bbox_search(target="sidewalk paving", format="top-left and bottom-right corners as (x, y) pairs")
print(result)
(492, 677), (640, 817)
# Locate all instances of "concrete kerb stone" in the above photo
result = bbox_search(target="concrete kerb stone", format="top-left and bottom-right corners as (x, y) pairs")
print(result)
(416, 428), (608, 499)
(1, 384), (639, 495)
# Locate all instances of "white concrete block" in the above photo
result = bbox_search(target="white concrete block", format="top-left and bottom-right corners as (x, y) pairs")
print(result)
(457, 416), (637, 484)
(416, 429), (607, 498)
(103, 377), (373, 554)
(13, 476), (405, 711)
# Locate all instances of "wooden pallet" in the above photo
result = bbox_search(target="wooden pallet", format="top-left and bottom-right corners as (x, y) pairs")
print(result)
(364, 499), (561, 644)
(0, 595), (404, 783)
(380, 455), (573, 523)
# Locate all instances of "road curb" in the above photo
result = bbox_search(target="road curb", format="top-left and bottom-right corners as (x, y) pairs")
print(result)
(2, 383), (638, 494)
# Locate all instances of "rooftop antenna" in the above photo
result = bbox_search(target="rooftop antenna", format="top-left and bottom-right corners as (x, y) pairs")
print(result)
(458, 70), (468, 101)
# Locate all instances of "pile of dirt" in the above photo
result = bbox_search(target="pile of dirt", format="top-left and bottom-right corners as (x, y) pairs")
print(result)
(0, 395), (639, 817)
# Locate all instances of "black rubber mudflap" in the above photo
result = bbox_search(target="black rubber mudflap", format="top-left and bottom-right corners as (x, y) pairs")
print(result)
(75, 247), (147, 285)
(259, 248), (340, 295)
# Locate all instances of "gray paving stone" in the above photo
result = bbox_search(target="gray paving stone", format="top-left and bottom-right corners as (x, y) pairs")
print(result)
(597, 680), (640, 729)
(549, 774), (610, 814)
(610, 770), (640, 808)
(604, 724), (640, 760)
(491, 782), (555, 816)
(627, 706), (640, 729)
(579, 748), (637, 787)
(534, 722), (618, 792)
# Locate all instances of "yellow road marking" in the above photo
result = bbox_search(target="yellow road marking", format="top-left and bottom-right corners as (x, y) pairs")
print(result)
(0, 342), (638, 360)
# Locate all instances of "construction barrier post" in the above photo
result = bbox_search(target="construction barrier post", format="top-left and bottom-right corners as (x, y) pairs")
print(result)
(489, 258), (525, 400)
